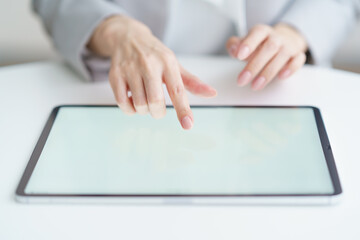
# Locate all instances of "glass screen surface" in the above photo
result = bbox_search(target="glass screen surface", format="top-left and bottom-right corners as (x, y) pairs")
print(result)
(25, 107), (334, 195)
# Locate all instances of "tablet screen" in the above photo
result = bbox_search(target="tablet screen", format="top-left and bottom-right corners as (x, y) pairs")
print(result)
(24, 106), (335, 195)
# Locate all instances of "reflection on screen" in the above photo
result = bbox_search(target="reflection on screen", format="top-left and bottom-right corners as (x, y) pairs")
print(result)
(25, 107), (334, 195)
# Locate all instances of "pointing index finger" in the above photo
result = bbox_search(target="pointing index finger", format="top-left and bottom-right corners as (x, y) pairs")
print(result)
(237, 24), (272, 60)
(163, 65), (194, 130)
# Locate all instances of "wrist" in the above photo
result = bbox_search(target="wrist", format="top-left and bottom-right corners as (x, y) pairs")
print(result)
(87, 15), (117, 57)
(88, 15), (151, 57)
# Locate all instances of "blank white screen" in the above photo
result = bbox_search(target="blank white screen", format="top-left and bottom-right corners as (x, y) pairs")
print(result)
(25, 107), (334, 195)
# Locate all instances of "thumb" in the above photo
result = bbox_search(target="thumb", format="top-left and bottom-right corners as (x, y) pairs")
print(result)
(180, 65), (217, 98)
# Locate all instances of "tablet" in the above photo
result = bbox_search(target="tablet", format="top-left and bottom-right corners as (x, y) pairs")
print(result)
(16, 105), (342, 205)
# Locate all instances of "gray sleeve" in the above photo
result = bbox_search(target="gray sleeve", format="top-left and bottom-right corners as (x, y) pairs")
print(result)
(278, 0), (360, 66)
(32, 0), (126, 81)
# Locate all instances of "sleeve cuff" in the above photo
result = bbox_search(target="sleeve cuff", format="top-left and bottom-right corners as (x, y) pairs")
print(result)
(278, 0), (357, 66)
(51, 0), (126, 81)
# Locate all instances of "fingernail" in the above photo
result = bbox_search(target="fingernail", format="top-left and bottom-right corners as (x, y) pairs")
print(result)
(237, 71), (252, 86)
(181, 116), (193, 130)
(279, 69), (291, 79)
(229, 45), (238, 57)
(237, 45), (250, 60)
(252, 76), (266, 91)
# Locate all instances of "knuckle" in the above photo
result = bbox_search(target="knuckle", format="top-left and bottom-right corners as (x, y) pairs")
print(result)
(141, 60), (155, 76)
(265, 36), (281, 52)
(162, 48), (175, 59)
(128, 74), (142, 87)
(245, 60), (261, 74)
(290, 53), (307, 70)
(119, 59), (134, 70)
(262, 66), (277, 80)
(143, 53), (158, 64)
(142, 67), (157, 80)
(109, 67), (121, 83)
(137, 53), (158, 74)
(177, 108), (191, 119)
(162, 50), (177, 66)
(170, 84), (184, 97)
(252, 24), (271, 33)
(281, 43), (302, 57)
(279, 47), (292, 59)
(140, 59), (162, 80)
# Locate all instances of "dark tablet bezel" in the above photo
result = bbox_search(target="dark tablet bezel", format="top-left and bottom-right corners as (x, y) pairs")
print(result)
(16, 105), (342, 198)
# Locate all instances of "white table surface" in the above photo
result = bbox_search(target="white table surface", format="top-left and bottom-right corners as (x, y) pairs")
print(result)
(1, 56), (359, 239)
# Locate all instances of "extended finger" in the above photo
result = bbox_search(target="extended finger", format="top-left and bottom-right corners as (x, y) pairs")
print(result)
(278, 52), (306, 80)
(237, 35), (282, 87)
(251, 49), (291, 90)
(109, 66), (136, 115)
(226, 36), (242, 58)
(180, 66), (217, 98)
(126, 73), (149, 114)
(236, 24), (272, 60)
(142, 69), (166, 119)
(164, 64), (193, 130)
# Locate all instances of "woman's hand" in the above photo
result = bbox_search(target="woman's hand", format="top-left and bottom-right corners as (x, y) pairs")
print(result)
(88, 15), (217, 130)
(227, 23), (307, 90)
